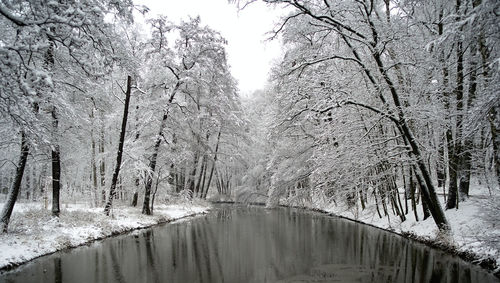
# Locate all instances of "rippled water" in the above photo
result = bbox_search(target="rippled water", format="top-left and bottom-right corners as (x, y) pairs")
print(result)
(1, 204), (498, 283)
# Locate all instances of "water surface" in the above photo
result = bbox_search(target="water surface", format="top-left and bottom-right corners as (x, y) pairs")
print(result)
(0, 204), (498, 283)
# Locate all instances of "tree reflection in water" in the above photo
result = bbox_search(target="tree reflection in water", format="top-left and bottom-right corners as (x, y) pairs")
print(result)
(0, 205), (498, 283)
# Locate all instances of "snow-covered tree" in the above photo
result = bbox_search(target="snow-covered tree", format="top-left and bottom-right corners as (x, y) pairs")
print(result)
(0, 0), (135, 231)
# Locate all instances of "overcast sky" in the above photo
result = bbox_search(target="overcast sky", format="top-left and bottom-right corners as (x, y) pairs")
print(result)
(134, 0), (287, 95)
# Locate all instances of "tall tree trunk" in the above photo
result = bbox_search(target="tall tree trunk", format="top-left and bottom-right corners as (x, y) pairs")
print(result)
(51, 107), (61, 217)
(199, 158), (208, 198)
(489, 106), (500, 186)
(399, 122), (448, 229)
(342, 9), (449, 229)
(446, 131), (459, 209)
(132, 105), (141, 206)
(43, 34), (61, 216)
(143, 115), (165, 215)
(91, 108), (98, 207)
(99, 111), (106, 205)
(409, 168), (419, 221)
(436, 145), (446, 190)
(186, 151), (199, 196)
(151, 169), (162, 214)
(392, 176), (406, 222)
(372, 50), (449, 229)
(143, 81), (180, 215)
(373, 188), (383, 219)
(104, 76), (132, 216)
(1, 131), (29, 233)
(195, 155), (206, 197)
(203, 130), (221, 199)
(131, 190), (138, 207)
(446, 0), (465, 209)
(411, 165), (430, 220)
(472, 0), (498, 187)
(215, 169), (221, 195)
(459, 39), (479, 199)
(421, 193), (431, 220)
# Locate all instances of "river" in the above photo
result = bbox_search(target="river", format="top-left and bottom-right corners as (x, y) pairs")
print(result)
(0, 204), (498, 283)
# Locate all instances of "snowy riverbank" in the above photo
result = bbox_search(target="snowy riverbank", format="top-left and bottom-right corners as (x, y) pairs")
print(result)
(319, 186), (500, 276)
(0, 201), (211, 270)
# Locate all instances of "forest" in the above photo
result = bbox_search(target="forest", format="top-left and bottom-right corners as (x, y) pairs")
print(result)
(0, 0), (245, 232)
(239, 0), (499, 231)
(0, 0), (499, 273)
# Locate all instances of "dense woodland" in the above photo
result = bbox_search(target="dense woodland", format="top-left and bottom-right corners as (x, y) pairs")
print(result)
(239, 0), (499, 231)
(0, 0), (499, 233)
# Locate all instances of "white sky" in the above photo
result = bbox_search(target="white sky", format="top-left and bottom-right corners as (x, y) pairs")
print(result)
(134, 0), (287, 95)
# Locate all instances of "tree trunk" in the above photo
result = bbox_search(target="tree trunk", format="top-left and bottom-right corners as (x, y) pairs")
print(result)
(143, 81), (180, 215)
(195, 155), (206, 197)
(151, 169), (162, 214)
(131, 191), (138, 207)
(359, 187), (366, 210)
(91, 108), (98, 207)
(202, 130), (221, 199)
(489, 106), (500, 186)
(373, 189), (382, 219)
(1, 131), (29, 233)
(446, 131), (459, 209)
(100, 112), (106, 205)
(459, 40), (478, 199)
(400, 125), (448, 229)
(186, 151), (199, 196)
(409, 168), (419, 221)
(143, 118), (164, 215)
(51, 107), (62, 217)
(437, 146), (446, 190)
(411, 165), (430, 220)
(446, 0), (466, 210)
(402, 166), (408, 215)
(199, 158), (208, 198)
(392, 176), (406, 222)
(421, 193), (431, 220)
(359, 16), (448, 228)
(104, 76), (132, 216)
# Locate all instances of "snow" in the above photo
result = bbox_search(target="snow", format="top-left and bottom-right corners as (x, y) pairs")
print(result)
(318, 183), (500, 274)
(1, 182), (498, 275)
(0, 201), (211, 270)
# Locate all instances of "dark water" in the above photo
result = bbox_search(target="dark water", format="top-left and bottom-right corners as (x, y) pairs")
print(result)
(0, 205), (498, 283)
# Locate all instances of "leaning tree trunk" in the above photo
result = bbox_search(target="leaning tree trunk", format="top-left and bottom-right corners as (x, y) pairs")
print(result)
(340, 20), (448, 229)
(143, 81), (180, 215)
(0, 131), (29, 233)
(104, 76), (132, 216)
(370, 39), (449, 229)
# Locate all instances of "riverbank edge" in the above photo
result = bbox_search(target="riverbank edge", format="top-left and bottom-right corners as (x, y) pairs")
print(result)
(212, 201), (499, 278)
(302, 205), (499, 278)
(0, 209), (210, 273)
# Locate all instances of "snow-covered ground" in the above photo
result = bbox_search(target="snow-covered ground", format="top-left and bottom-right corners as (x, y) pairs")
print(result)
(319, 184), (500, 274)
(0, 200), (211, 270)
